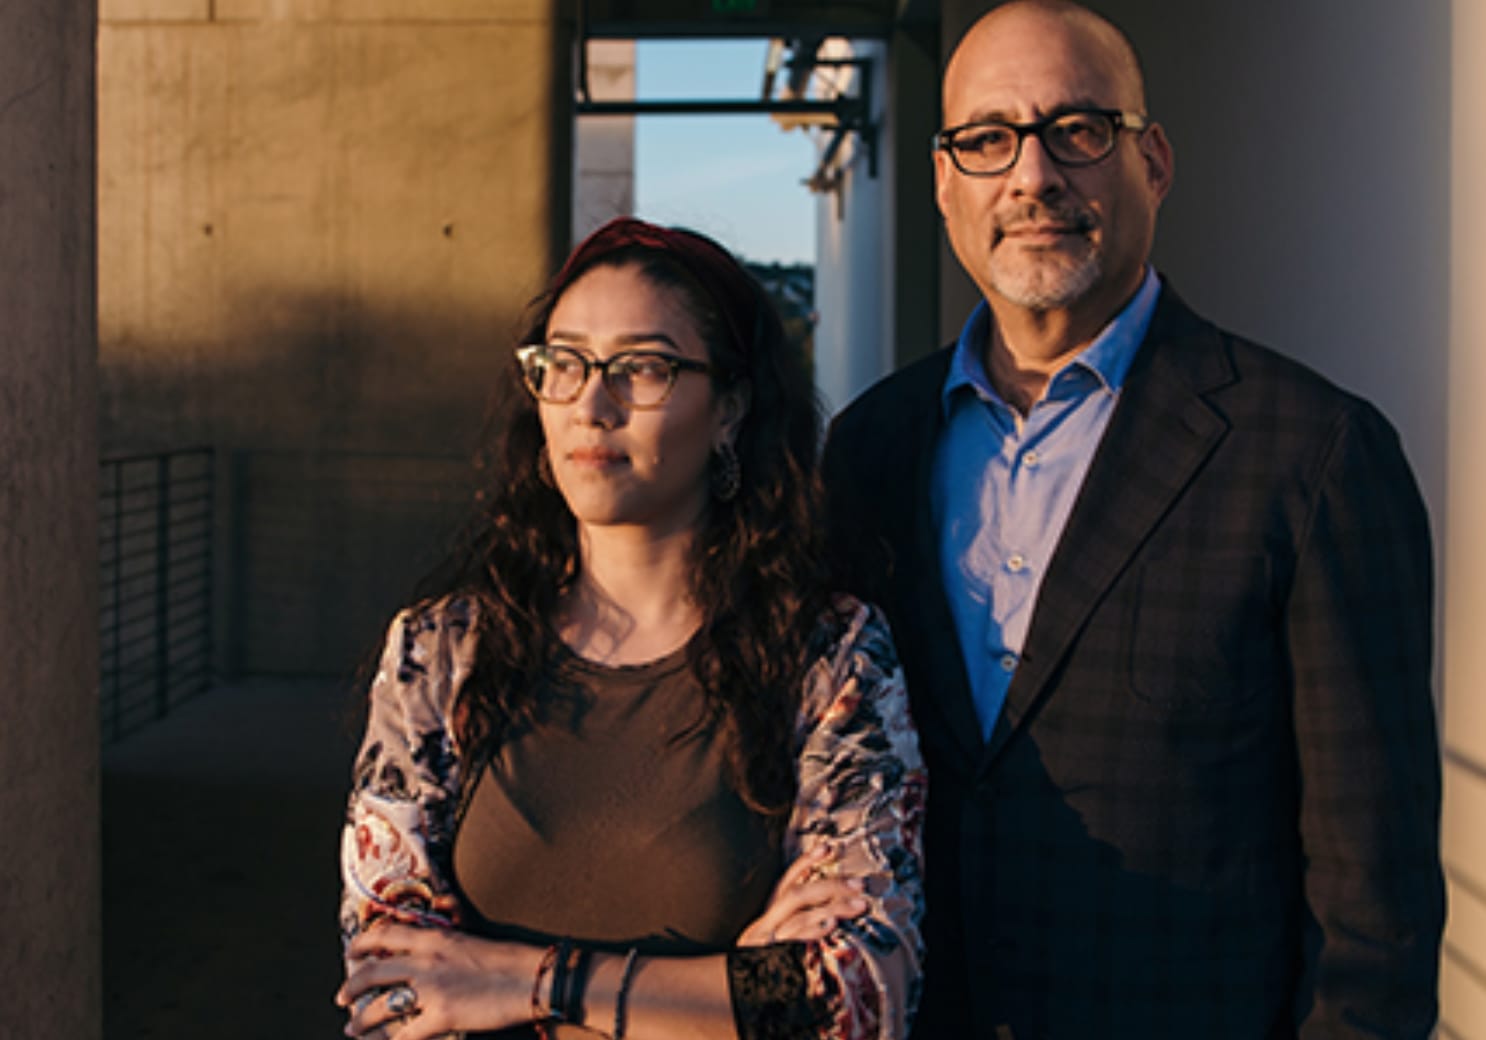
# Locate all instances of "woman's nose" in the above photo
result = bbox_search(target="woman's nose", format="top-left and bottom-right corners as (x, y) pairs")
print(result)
(570, 363), (625, 428)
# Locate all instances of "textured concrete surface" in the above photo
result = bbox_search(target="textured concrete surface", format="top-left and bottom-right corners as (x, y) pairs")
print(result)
(0, 1), (101, 1038)
(103, 678), (360, 1038)
(97, 2), (571, 675)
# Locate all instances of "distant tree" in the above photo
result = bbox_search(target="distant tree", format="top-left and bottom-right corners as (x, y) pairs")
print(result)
(745, 260), (816, 371)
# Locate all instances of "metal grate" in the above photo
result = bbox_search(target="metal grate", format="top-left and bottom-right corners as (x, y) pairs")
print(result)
(99, 448), (214, 742)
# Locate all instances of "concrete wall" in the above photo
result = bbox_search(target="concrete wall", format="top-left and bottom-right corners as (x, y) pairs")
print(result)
(1444, 0), (1486, 1031)
(1102, 2), (1463, 1025)
(0, 1), (101, 1038)
(98, 0), (573, 674)
(1117, 0), (1449, 518)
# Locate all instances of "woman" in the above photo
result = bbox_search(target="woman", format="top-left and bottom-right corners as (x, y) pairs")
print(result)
(336, 218), (924, 1040)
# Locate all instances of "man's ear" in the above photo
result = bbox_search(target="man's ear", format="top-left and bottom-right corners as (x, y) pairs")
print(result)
(933, 148), (956, 220)
(1140, 122), (1175, 202)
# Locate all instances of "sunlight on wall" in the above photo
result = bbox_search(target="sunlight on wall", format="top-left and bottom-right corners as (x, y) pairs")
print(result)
(1443, 0), (1486, 1033)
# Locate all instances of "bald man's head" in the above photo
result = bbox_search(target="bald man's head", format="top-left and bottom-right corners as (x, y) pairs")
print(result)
(945, 1), (1148, 119)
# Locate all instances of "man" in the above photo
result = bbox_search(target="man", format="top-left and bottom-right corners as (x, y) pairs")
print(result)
(822, 2), (1445, 1036)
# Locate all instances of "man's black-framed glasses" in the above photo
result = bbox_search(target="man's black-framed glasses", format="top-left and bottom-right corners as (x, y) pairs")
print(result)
(933, 108), (1148, 177)
(516, 343), (712, 409)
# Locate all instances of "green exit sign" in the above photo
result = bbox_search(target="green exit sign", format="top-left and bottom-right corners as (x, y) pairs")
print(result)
(711, 0), (761, 12)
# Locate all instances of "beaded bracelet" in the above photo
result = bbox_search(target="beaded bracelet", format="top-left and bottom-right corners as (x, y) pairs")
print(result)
(531, 944), (559, 1040)
(611, 948), (640, 1040)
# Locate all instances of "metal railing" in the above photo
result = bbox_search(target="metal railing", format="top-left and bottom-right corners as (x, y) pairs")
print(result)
(99, 448), (214, 742)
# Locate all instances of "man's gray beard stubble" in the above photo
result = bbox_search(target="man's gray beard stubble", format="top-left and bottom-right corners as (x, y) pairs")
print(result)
(989, 247), (1102, 311)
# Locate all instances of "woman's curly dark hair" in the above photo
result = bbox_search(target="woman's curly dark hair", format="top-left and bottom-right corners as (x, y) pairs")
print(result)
(420, 218), (830, 817)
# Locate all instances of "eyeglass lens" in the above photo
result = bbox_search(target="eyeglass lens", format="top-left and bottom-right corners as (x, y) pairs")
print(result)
(521, 346), (679, 407)
(949, 111), (1119, 174)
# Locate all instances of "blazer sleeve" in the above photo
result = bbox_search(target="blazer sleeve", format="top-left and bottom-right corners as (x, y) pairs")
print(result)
(728, 599), (928, 1040)
(338, 600), (476, 944)
(1287, 401), (1445, 1037)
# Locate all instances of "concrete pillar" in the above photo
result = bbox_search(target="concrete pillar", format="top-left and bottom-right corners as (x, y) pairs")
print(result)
(812, 21), (941, 410)
(0, 2), (101, 1039)
(814, 39), (890, 414)
(887, 18), (942, 368)
(574, 39), (636, 244)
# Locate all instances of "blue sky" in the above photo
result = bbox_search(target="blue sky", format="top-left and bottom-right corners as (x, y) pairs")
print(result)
(634, 40), (817, 265)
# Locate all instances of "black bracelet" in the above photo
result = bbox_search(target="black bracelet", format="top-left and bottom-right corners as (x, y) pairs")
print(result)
(612, 948), (640, 1040)
(564, 945), (592, 1026)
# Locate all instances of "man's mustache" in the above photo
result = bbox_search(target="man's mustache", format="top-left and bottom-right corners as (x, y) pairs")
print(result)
(994, 204), (1097, 236)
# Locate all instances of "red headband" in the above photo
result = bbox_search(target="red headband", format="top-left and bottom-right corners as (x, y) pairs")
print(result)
(552, 217), (759, 364)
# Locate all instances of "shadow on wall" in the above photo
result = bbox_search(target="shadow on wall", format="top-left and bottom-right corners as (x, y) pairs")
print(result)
(100, 289), (525, 456)
(226, 447), (476, 676)
(100, 290), (520, 677)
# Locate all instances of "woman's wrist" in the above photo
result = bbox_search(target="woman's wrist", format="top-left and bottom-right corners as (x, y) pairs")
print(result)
(532, 939), (597, 1035)
(468, 935), (563, 1034)
(530, 945), (643, 1040)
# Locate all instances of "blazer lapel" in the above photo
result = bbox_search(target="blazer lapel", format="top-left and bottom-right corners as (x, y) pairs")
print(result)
(981, 290), (1236, 770)
(883, 351), (986, 773)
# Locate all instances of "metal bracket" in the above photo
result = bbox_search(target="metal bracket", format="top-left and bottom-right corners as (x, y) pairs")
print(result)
(798, 55), (875, 191)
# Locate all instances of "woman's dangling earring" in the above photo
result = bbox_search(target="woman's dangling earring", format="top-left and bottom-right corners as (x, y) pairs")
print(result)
(710, 441), (741, 502)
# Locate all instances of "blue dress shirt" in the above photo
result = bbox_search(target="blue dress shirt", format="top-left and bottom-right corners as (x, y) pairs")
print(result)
(932, 269), (1162, 739)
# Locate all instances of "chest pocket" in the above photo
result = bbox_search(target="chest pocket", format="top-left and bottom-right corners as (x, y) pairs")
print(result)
(1126, 553), (1279, 710)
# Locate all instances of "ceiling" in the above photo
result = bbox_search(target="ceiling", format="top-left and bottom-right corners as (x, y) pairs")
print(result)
(581, 0), (937, 39)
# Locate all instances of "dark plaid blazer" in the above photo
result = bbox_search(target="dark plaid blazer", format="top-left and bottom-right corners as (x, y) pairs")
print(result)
(822, 285), (1445, 1039)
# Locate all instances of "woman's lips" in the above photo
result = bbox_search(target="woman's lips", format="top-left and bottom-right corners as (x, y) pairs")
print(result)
(567, 446), (628, 466)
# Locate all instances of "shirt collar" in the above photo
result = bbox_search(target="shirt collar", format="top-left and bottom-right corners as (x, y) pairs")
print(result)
(941, 267), (1163, 417)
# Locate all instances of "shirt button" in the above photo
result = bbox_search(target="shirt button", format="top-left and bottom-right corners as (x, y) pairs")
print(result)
(1022, 450), (1040, 468)
(1007, 553), (1026, 572)
(1000, 653), (1018, 672)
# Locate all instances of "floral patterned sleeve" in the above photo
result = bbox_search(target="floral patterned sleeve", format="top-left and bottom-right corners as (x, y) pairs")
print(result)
(727, 597), (928, 1040)
(338, 598), (476, 944)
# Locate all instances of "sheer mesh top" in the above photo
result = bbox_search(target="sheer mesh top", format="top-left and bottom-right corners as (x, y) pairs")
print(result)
(452, 643), (782, 954)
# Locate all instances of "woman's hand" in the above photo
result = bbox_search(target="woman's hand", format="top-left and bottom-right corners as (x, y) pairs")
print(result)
(737, 844), (869, 946)
(336, 921), (537, 1039)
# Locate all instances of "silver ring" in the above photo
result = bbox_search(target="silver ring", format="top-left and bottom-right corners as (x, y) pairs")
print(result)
(386, 984), (418, 1016)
